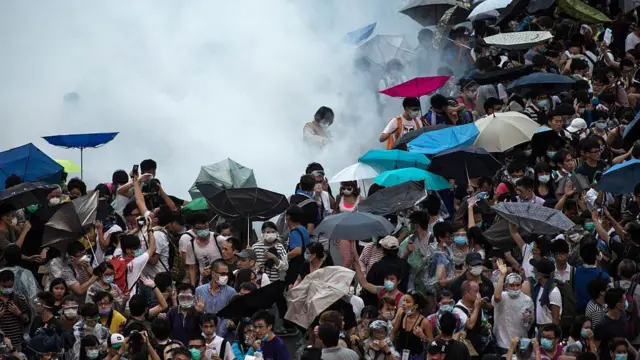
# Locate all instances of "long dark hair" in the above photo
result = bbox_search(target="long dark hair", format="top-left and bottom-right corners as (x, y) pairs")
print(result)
(233, 269), (256, 292)
(80, 334), (100, 360)
(235, 318), (253, 354)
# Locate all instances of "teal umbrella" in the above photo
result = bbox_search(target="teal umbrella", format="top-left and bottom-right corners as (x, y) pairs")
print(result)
(373, 168), (451, 191)
(358, 149), (430, 171)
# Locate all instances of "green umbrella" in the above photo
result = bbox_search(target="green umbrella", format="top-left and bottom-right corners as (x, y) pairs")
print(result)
(181, 197), (209, 212)
(558, 0), (611, 23)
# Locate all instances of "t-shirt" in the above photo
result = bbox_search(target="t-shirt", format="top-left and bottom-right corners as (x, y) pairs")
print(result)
(288, 226), (310, 252)
(205, 335), (235, 360)
(126, 252), (150, 299)
(443, 339), (470, 360)
(141, 229), (170, 278)
(382, 116), (423, 138)
(626, 32), (640, 52)
(535, 286), (563, 325)
(321, 347), (359, 360)
(574, 266), (609, 311)
(521, 243), (535, 279)
(260, 335), (290, 360)
(182, 231), (223, 282)
(101, 310), (127, 334)
(594, 313), (627, 360)
(492, 292), (534, 349)
(289, 194), (320, 227)
(576, 161), (606, 184)
(585, 300), (607, 327)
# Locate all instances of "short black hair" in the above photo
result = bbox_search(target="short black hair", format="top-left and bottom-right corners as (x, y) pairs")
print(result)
(226, 237), (242, 251)
(129, 294), (147, 317)
(314, 106), (334, 123)
(67, 178), (87, 195)
(541, 323), (562, 339)
(430, 94), (448, 110)
(433, 221), (453, 242)
(286, 205), (304, 224)
(92, 261), (115, 278)
(515, 177), (535, 190)
(299, 175), (316, 192)
(140, 159), (157, 173)
(409, 211), (430, 229)
(402, 97), (421, 109)
(36, 291), (56, 309)
(120, 234), (141, 252)
(439, 311), (458, 336)
(67, 241), (86, 257)
(188, 212), (210, 226)
(251, 309), (275, 326)
(308, 242), (325, 258)
(156, 205), (179, 227)
(604, 287), (625, 309)
(4, 174), (22, 189)
(199, 312), (218, 327)
(570, 58), (589, 72)
(240, 282), (258, 293)
(80, 302), (99, 318)
(475, 56), (494, 72)
(216, 222), (232, 233)
(123, 201), (139, 218)
(92, 290), (114, 304)
(151, 317), (171, 341)
(112, 170), (129, 186)
(483, 97), (503, 114)
(621, 58), (635, 68)
(318, 323), (340, 347)
(0, 270), (14, 283)
(177, 283), (195, 294)
(506, 160), (525, 175)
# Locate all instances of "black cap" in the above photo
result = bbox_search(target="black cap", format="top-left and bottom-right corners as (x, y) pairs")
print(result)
(427, 340), (446, 355)
(465, 252), (484, 266)
(529, 258), (555, 275)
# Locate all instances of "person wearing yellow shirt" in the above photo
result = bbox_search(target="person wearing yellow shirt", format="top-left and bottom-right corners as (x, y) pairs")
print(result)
(93, 290), (126, 334)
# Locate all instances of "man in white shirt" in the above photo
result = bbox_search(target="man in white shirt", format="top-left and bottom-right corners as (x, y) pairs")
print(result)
(378, 97), (424, 149)
(515, 177), (546, 205)
(531, 258), (563, 327)
(181, 213), (223, 286)
(626, 25), (640, 52)
(552, 239), (572, 283)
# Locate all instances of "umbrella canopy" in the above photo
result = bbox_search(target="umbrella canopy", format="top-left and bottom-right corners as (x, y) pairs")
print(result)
(218, 281), (287, 318)
(623, 111), (640, 147)
(359, 150), (430, 171)
(433, 5), (472, 49)
(407, 123), (479, 155)
(42, 132), (119, 149)
(468, 0), (512, 19)
(311, 212), (394, 241)
(0, 182), (58, 210)
(484, 218), (531, 245)
(428, 146), (502, 183)
(471, 65), (536, 85)
(508, 72), (576, 94)
(492, 202), (575, 235)
(401, 0), (462, 26)
(379, 76), (451, 98)
(0, 143), (63, 191)
(558, 0), (612, 23)
(356, 35), (414, 69)
(473, 112), (541, 152)
(54, 159), (81, 174)
(595, 159), (640, 195)
(201, 187), (289, 221)
(373, 168), (452, 190)
(356, 181), (427, 215)
(496, 0), (530, 25)
(393, 124), (452, 150)
(285, 267), (355, 328)
(342, 22), (377, 46)
(189, 158), (257, 199)
(527, 0), (556, 12)
(483, 31), (553, 50)
(329, 163), (380, 183)
(181, 197), (209, 213)
(43, 191), (99, 250)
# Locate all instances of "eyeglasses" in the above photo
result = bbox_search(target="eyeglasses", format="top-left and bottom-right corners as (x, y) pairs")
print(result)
(202, 324), (215, 329)
(215, 272), (229, 276)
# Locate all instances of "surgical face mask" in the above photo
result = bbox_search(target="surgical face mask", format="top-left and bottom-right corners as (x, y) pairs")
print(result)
(383, 280), (395, 291)
(470, 266), (483, 276)
(134, 248), (143, 257)
(439, 304), (454, 313)
(524, 149), (533, 157)
(49, 197), (61, 206)
(216, 275), (228, 286)
(180, 300), (194, 308)
(409, 110), (421, 118)
(103, 275), (114, 284)
(453, 236), (468, 246)
(381, 310), (395, 320)
(196, 229), (210, 239)
(580, 328), (589, 338)
(540, 338), (554, 350)
(263, 232), (278, 243)
(615, 354), (628, 360)
(507, 289), (521, 299)
(319, 121), (330, 129)
(0, 287), (13, 295)
(190, 349), (202, 360)
(86, 350), (100, 360)
(595, 122), (607, 131)
(537, 99), (550, 110)
(538, 175), (551, 184)
(404, 306), (416, 315)
(546, 151), (556, 159)
(98, 307), (111, 316)
(342, 188), (353, 196)
(9, 218), (17, 226)
(584, 222), (595, 231)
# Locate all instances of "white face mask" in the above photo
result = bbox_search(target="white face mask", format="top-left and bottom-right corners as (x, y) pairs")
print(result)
(9, 218), (17, 226)
(216, 275), (228, 286)
(64, 308), (78, 318)
(409, 110), (421, 118)
(343, 189), (353, 196)
(49, 197), (61, 206)
(470, 265), (483, 276)
(263, 233), (278, 243)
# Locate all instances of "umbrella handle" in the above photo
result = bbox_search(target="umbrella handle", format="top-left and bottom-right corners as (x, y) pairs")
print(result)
(447, 38), (472, 50)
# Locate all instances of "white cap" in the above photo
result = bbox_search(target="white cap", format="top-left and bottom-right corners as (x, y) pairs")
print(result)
(567, 118), (587, 133)
(379, 235), (399, 250)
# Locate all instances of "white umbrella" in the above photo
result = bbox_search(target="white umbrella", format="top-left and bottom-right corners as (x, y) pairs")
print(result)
(483, 31), (553, 50)
(473, 112), (540, 152)
(329, 163), (380, 183)
(468, 0), (512, 19)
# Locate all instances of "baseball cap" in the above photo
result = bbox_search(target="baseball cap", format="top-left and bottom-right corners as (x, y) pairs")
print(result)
(237, 249), (257, 260)
(108, 333), (124, 348)
(567, 118), (587, 133)
(465, 252), (484, 266)
(379, 236), (399, 250)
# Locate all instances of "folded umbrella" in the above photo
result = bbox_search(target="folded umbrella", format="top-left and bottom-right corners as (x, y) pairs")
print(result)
(0, 182), (58, 210)
(379, 76), (451, 98)
(428, 146), (502, 183)
(558, 0), (612, 23)
(356, 182), (427, 215)
(393, 124), (452, 150)
(218, 281), (287, 318)
(473, 112), (541, 152)
(374, 168), (452, 191)
(468, 0), (512, 19)
(407, 123), (479, 155)
(285, 266), (355, 329)
(483, 31), (553, 50)
(595, 159), (640, 195)
(401, 0), (462, 26)
(492, 202), (575, 235)
(329, 163), (380, 183)
(359, 150), (430, 171)
(311, 212), (394, 241)
(471, 65), (536, 85)
(507, 72), (576, 94)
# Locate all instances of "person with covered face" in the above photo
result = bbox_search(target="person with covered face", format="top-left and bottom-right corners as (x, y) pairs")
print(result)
(303, 106), (334, 148)
(363, 320), (399, 360)
(379, 97), (424, 150)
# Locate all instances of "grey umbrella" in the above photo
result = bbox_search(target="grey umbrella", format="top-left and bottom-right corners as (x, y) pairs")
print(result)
(356, 181), (427, 215)
(311, 212), (394, 241)
(401, 0), (465, 27)
(492, 202), (575, 235)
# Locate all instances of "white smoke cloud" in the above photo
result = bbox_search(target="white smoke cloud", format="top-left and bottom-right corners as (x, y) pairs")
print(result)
(0, 0), (421, 198)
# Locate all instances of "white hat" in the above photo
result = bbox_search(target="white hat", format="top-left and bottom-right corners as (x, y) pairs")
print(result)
(109, 333), (124, 348)
(379, 236), (399, 250)
(567, 118), (587, 133)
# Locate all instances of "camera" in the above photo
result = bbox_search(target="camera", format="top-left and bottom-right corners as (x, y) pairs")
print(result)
(129, 330), (144, 354)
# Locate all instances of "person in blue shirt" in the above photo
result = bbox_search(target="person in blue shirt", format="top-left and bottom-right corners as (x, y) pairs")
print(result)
(574, 242), (610, 313)
(195, 260), (237, 338)
(232, 318), (257, 360)
(425, 94), (450, 126)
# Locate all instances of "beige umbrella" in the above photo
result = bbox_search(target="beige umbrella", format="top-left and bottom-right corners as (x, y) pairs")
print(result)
(473, 111), (540, 152)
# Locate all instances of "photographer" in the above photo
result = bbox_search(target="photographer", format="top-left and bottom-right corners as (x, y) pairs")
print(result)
(127, 328), (161, 360)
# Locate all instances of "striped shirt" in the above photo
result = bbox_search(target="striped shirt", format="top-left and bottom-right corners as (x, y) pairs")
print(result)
(252, 241), (289, 282)
(61, 260), (91, 305)
(358, 243), (385, 275)
(585, 300), (607, 328)
(0, 293), (30, 348)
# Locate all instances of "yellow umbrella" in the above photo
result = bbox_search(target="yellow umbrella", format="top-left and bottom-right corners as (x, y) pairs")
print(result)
(55, 159), (82, 173)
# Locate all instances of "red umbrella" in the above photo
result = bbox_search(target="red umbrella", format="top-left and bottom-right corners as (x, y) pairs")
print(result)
(379, 76), (452, 98)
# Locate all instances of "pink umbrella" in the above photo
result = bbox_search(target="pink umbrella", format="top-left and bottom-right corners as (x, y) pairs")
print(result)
(379, 76), (452, 98)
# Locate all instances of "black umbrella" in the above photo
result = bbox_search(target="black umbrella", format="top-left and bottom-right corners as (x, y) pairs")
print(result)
(217, 281), (287, 318)
(527, 0), (555, 13)
(496, 0), (530, 25)
(356, 181), (427, 215)
(472, 65), (536, 85)
(0, 182), (58, 209)
(428, 146), (502, 183)
(393, 124), (452, 150)
(400, 0), (465, 27)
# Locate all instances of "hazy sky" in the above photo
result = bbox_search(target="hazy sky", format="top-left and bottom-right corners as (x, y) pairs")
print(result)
(0, 0), (422, 198)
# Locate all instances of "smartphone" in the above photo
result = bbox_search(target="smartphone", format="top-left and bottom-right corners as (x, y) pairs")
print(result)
(132, 164), (139, 176)
(604, 28), (612, 46)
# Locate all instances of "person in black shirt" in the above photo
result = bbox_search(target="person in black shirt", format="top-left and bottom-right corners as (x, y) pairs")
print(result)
(576, 138), (607, 183)
(30, 291), (61, 337)
(289, 175), (320, 232)
(449, 252), (494, 302)
(594, 287), (627, 360)
(439, 311), (470, 360)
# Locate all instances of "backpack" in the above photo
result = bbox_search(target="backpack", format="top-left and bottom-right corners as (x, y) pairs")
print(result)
(151, 226), (186, 284)
(532, 270), (577, 330)
(109, 256), (134, 296)
(386, 116), (421, 149)
(614, 281), (640, 339)
(183, 231), (223, 285)
(454, 304), (492, 353)
(276, 196), (315, 244)
(284, 227), (308, 285)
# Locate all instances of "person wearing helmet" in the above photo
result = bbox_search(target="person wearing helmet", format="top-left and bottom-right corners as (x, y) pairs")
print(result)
(303, 106), (334, 148)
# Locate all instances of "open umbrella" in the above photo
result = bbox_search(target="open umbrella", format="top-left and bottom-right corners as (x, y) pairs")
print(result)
(508, 72), (576, 94)
(527, 0), (556, 12)
(407, 123), (479, 155)
(558, 0), (612, 23)
(311, 212), (394, 241)
(401, 0), (462, 26)
(0, 182), (58, 210)
(54, 159), (81, 174)
(356, 181), (427, 215)
(356, 35), (414, 69)
(42, 132), (118, 179)
(428, 146), (502, 183)
(373, 168), (452, 190)
(492, 202), (575, 235)
(329, 163), (380, 183)
(473, 112), (540, 152)
(623, 111), (640, 147)
(342, 22), (377, 46)
(285, 267), (355, 328)
(595, 159), (640, 195)
(393, 124), (452, 150)
(496, 0), (530, 25)
(189, 158), (256, 199)
(42, 191), (99, 250)
(0, 143), (64, 191)
(433, 5), (472, 49)
(483, 31), (553, 50)
(359, 150), (430, 171)
(379, 76), (451, 98)
(472, 65), (536, 85)
(181, 197), (209, 213)
(218, 281), (287, 318)
(468, 0), (512, 19)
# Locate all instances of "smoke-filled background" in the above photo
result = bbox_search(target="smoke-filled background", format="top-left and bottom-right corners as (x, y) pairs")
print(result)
(0, 0), (422, 197)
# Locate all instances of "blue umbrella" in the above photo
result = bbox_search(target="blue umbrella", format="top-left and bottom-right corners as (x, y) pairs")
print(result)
(595, 159), (640, 195)
(507, 73), (576, 94)
(373, 168), (452, 191)
(342, 22), (377, 46)
(623, 111), (640, 148)
(407, 123), (479, 155)
(43, 132), (119, 179)
(359, 149), (430, 171)
(0, 143), (63, 190)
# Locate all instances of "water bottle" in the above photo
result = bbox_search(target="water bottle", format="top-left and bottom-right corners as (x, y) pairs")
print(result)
(254, 352), (264, 360)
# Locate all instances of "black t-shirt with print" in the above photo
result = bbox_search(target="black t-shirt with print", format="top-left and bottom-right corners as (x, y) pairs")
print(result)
(576, 160), (606, 183)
